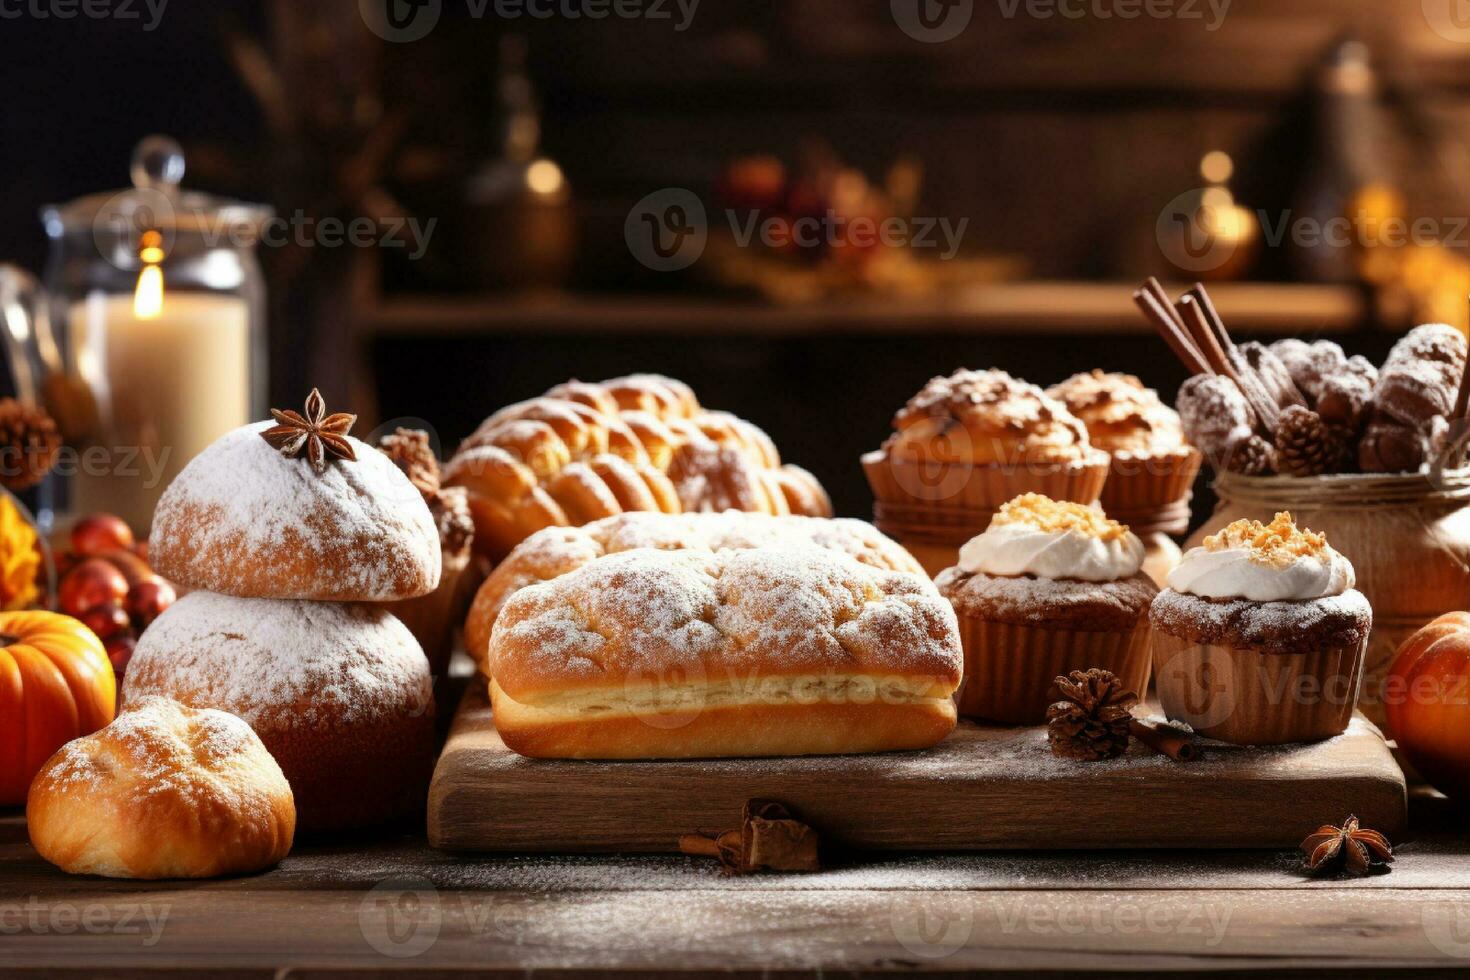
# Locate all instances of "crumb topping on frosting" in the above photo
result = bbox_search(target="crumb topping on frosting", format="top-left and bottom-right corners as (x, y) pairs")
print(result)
(991, 493), (1130, 541)
(1202, 512), (1329, 568)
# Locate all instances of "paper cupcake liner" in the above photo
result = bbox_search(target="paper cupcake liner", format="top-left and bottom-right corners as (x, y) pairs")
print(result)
(954, 615), (1152, 726)
(862, 450), (1109, 516)
(1152, 631), (1365, 745)
(1099, 448), (1203, 533)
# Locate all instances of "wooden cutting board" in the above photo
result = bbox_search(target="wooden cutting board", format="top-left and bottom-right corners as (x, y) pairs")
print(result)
(427, 684), (1406, 853)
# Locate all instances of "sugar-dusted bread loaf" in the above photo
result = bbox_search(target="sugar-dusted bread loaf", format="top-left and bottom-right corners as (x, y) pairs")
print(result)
(27, 696), (295, 879)
(150, 421), (441, 601)
(464, 511), (926, 675)
(124, 592), (435, 831)
(442, 374), (832, 561)
(487, 546), (962, 759)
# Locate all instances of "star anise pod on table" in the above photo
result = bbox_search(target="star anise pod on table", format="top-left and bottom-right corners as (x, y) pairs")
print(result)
(1300, 815), (1394, 877)
(260, 388), (357, 475)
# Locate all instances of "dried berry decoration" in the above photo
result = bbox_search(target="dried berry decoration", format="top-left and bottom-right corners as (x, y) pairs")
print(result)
(1300, 815), (1393, 877)
(0, 399), (61, 490)
(260, 388), (357, 475)
(1047, 668), (1139, 761)
(1275, 406), (1348, 477)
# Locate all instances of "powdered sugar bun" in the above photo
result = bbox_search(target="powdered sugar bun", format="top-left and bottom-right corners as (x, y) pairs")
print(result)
(27, 696), (295, 879)
(124, 592), (435, 831)
(150, 421), (441, 601)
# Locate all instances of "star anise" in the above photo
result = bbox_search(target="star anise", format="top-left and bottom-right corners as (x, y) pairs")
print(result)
(1300, 815), (1394, 877)
(260, 388), (357, 475)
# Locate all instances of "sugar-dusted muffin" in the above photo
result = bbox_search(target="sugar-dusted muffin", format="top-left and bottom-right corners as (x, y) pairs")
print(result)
(1047, 370), (1201, 524)
(935, 494), (1156, 725)
(1150, 512), (1372, 745)
(862, 369), (1110, 576)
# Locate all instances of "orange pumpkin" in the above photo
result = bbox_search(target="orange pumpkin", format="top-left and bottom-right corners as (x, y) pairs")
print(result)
(1386, 612), (1470, 800)
(0, 611), (115, 805)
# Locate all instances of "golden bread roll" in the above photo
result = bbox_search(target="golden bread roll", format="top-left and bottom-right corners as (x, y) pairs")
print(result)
(27, 696), (295, 879)
(444, 375), (833, 561)
(487, 545), (960, 758)
(888, 368), (1101, 466)
(124, 592), (435, 831)
(463, 511), (926, 674)
(151, 422), (441, 601)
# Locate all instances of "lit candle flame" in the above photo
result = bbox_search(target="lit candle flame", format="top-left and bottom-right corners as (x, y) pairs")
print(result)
(134, 264), (164, 319)
(133, 229), (165, 319)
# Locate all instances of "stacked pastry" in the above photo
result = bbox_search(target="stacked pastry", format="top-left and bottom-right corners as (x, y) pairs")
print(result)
(123, 391), (442, 831)
(862, 368), (1110, 575)
(477, 510), (962, 759)
(443, 374), (832, 561)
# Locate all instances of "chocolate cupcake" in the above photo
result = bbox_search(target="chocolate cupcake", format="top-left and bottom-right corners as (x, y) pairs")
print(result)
(1150, 512), (1371, 745)
(1047, 370), (1201, 529)
(863, 369), (1110, 575)
(935, 494), (1156, 725)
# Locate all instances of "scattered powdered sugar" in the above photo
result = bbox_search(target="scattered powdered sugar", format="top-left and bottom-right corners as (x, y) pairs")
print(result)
(125, 591), (432, 728)
(149, 422), (440, 599)
(492, 545), (961, 689)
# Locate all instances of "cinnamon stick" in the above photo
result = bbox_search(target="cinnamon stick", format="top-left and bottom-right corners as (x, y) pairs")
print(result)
(1133, 287), (1211, 376)
(1179, 296), (1278, 435)
(1129, 719), (1199, 762)
(1454, 297), (1470, 423)
(678, 834), (721, 858)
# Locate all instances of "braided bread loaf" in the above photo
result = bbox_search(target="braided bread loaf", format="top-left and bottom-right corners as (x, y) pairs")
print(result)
(443, 374), (831, 560)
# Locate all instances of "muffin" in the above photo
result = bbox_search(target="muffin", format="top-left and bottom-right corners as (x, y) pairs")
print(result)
(376, 428), (476, 677)
(935, 493), (1157, 725)
(1046, 370), (1202, 526)
(863, 369), (1110, 575)
(1150, 512), (1372, 745)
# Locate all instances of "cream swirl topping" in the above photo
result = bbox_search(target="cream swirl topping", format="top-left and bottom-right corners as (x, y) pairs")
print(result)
(1166, 511), (1354, 601)
(956, 493), (1143, 582)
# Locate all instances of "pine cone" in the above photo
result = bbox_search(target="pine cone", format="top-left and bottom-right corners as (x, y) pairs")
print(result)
(1275, 405), (1347, 477)
(0, 399), (61, 491)
(377, 427), (440, 495)
(1225, 432), (1276, 476)
(1046, 668), (1139, 761)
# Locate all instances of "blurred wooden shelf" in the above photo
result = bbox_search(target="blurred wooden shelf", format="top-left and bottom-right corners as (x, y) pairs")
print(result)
(360, 282), (1369, 338)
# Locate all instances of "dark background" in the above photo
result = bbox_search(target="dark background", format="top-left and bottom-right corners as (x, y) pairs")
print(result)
(3, 0), (1466, 517)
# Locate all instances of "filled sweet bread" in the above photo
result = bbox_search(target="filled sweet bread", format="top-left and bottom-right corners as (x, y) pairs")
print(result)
(487, 544), (962, 759)
(27, 696), (295, 879)
(464, 510), (926, 675)
(443, 374), (832, 560)
(124, 592), (435, 831)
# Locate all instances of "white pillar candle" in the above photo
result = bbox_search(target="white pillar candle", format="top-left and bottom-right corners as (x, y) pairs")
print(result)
(69, 291), (251, 533)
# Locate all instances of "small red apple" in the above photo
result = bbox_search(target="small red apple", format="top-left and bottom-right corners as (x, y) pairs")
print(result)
(78, 603), (131, 641)
(70, 513), (135, 557)
(127, 577), (176, 626)
(58, 559), (130, 617)
(104, 633), (136, 673)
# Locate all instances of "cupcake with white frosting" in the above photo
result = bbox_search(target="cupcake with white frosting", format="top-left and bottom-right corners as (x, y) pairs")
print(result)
(1150, 512), (1372, 745)
(935, 493), (1157, 725)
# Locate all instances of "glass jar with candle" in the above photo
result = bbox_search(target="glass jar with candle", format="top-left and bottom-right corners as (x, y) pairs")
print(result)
(36, 136), (271, 534)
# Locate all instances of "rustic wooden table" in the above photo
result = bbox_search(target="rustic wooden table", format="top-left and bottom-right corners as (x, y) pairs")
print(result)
(4, 790), (1470, 976)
